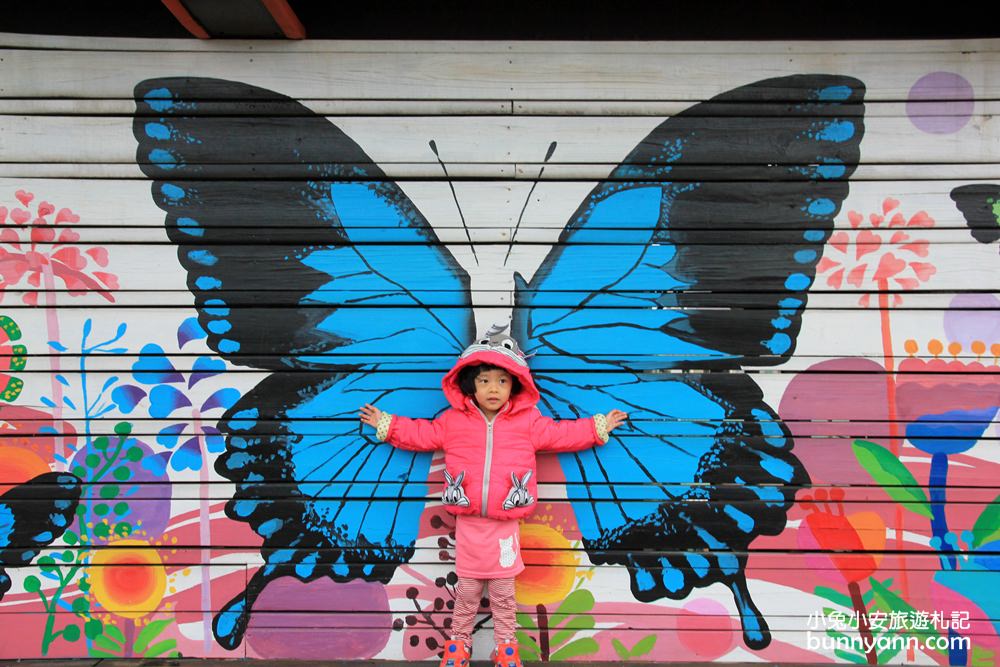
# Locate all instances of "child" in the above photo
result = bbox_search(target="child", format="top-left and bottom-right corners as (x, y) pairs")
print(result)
(360, 325), (627, 667)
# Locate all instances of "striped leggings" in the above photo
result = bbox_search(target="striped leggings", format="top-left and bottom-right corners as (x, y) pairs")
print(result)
(451, 576), (517, 646)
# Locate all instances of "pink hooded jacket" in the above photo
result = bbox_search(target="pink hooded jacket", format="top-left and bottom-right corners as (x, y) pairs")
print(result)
(376, 335), (609, 521)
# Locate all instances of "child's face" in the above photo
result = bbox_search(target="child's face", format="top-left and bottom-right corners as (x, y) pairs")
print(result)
(473, 368), (513, 417)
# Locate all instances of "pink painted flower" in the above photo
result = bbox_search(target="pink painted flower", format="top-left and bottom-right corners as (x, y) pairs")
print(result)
(816, 197), (936, 306)
(0, 189), (118, 304)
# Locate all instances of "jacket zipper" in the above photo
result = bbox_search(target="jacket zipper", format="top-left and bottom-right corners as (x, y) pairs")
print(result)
(477, 406), (496, 517)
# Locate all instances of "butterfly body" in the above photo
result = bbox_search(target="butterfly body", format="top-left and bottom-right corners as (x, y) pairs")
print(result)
(134, 74), (864, 650)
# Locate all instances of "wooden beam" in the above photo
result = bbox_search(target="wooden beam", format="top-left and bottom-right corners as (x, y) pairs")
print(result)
(261, 0), (306, 39)
(159, 0), (211, 39)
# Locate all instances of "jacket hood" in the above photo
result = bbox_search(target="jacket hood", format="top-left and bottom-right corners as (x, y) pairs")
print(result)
(441, 347), (540, 414)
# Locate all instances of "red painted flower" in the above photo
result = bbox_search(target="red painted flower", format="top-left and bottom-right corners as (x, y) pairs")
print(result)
(797, 488), (886, 584)
(817, 197), (936, 306)
(0, 189), (118, 304)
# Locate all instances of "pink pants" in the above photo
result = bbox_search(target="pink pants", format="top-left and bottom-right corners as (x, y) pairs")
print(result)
(451, 576), (517, 646)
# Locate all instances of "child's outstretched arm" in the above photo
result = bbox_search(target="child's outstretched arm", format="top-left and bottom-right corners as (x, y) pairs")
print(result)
(531, 408), (629, 452)
(359, 403), (445, 451)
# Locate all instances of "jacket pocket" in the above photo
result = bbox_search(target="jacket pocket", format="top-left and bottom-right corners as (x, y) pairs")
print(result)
(501, 470), (535, 510)
(442, 469), (471, 507)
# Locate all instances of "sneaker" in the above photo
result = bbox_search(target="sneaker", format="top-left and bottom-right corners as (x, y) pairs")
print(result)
(439, 639), (471, 667)
(492, 641), (522, 667)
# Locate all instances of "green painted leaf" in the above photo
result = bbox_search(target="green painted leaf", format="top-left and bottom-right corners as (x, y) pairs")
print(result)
(834, 648), (868, 664)
(102, 623), (126, 644)
(612, 638), (630, 660)
(515, 633), (539, 660)
(814, 585), (853, 608)
(135, 618), (173, 654)
(868, 578), (944, 652)
(972, 493), (1000, 548)
(551, 614), (595, 647)
(852, 440), (932, 517)
(876, 642), (903, 662)
(90, 650), (119, 659)
(552, 588), (594, 618)
(93, 635), (122, 654)
(516, 612), (537, 630)
(825, 628), (851, 641)
(550, 637), (600, 661)
(630, 634), (657, 657)
(143, 639), (178, 658)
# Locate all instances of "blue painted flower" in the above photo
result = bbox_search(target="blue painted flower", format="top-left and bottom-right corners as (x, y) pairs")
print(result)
(905, 406), (998, 455)
(111, 318), (240, 473)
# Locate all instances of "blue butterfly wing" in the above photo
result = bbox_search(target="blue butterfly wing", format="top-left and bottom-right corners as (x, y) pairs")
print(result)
(134, 78), (475, 649)
(513, 74), (865, 649)
(0, 473), (81, 601)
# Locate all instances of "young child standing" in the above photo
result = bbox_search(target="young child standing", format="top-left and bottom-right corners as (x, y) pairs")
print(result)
(360, 325), (626, 667)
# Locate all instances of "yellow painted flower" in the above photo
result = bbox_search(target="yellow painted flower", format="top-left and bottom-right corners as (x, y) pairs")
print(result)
(515, 523), (578, 606)
(89, 539), (166, 619)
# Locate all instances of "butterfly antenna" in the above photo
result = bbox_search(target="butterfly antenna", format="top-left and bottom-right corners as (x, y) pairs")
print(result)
(430, 140), (478, 266)
(505, 141), (557, 266)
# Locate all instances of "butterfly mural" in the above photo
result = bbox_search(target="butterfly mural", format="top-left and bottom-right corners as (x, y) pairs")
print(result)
(0, 473), (81, 601)
(133, 74), (865, 650)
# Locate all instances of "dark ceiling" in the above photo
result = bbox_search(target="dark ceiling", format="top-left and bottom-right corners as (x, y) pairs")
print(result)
(2, 0), (997, 40)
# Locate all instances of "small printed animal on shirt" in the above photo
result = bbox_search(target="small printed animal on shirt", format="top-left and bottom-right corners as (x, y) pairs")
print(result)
(502, 471), (535, 510)
(498, 531), (519, 568)
(442, 470), (471, 507)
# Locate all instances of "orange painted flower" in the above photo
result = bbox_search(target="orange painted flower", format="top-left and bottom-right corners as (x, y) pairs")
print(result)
(0, 405), (77, 482)
(0, 445), (50, 493)
(515, 522), (578, 606)
(817, 197), (936, 306)
(89, 539), (167, 619)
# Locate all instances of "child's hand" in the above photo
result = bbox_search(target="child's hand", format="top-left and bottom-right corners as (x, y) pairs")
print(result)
(359, 403), (383, 427)
(605, 409), (628, 431)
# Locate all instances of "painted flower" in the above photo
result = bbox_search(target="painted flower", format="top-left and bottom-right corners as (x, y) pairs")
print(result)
(515, 522), (578, 606)
(0, 404), (77, 490)
(0, 315), (27, 401)
(88, 538), (167, 619)
(0, 446), (50, 493)
(897, 339), (1000, 455)
(112, 320), (239, 473)
(797, 488), (886, 584)
(816, 197), (936, 306)
(0, 190), (118, 304)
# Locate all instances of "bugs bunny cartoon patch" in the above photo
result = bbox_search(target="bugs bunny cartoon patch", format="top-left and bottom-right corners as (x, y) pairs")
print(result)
(442, 470), (471, 507)
(502, 471), (535, 510)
